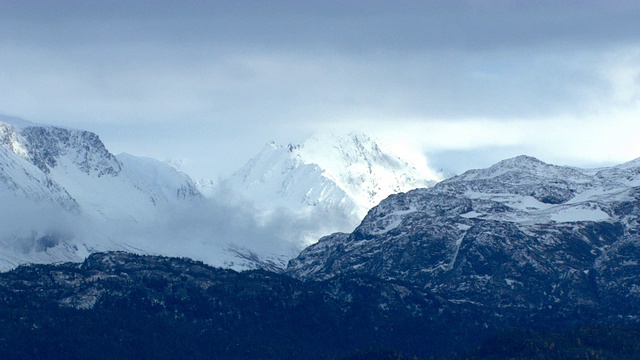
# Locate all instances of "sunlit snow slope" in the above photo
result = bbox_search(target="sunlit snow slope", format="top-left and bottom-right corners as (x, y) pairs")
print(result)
(215, 132), (442, 242)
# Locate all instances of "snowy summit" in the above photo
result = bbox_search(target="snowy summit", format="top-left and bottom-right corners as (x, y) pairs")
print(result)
(215, 132), (442, 239)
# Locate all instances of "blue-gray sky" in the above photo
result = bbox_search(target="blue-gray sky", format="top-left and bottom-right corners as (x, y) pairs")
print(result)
(1, 0), (640, 178)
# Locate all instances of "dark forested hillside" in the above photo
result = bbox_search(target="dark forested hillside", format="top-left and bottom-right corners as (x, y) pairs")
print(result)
(0, 252), (469, 359)
(1, 252), (640, 359)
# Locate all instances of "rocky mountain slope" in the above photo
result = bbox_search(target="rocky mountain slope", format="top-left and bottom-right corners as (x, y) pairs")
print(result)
(287, 155), (640, 319)
(1, 119), (80, 211)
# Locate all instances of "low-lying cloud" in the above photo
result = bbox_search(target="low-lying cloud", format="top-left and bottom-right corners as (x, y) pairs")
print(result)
(0, 194), (77, 254)
(0, 188), (357, 271)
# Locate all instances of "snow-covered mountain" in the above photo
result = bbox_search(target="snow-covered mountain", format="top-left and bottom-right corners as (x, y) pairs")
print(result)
(211, 132), (442, 243)
(1, 120), (79, 211)
(3, 118), (443, 272)
(0, 116), (205, 270)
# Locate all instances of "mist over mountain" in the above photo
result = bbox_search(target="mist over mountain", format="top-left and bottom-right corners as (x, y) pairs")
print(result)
(1, 116), (438, 272)
(0, 116), (208, 269)
(0, 116), (298, 270)
(202, 132), (441, 245)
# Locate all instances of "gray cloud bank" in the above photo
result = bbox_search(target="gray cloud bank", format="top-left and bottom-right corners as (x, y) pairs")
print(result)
(4, 1), (639, 51)
(1, 1), (639, 178)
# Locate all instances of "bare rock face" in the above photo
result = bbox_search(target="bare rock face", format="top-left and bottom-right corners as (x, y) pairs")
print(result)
(20, 126), (121, 176)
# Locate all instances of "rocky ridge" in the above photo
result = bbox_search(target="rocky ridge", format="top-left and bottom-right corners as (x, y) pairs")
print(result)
(287, 155), (640, 319)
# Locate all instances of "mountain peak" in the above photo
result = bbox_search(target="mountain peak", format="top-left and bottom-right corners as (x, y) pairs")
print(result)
(217, 132), (441, 250)
(448, 154), (591, 186)
(438, 154), (595, 205)
(500, 154), (545, 165)
(483, 155), (552, 174)
(226, 131), (440, 212)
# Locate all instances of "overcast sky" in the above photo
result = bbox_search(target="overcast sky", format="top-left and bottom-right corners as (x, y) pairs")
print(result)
(1, 0), (640, 179)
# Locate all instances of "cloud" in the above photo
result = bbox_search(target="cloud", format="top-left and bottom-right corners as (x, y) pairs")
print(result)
(369, 111), (640, 175)
(1, 1), (640, 180)
(126, 186), (355, 257)
(4, 1), (639, 51)
(0, 184), (358, 270)
(0, 194), (77, 254)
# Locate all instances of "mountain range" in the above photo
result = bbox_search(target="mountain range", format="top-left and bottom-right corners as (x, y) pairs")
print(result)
(287, 155), (640, 319)
(0, 116), (435, 271)
(2, 124), (640, 357)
